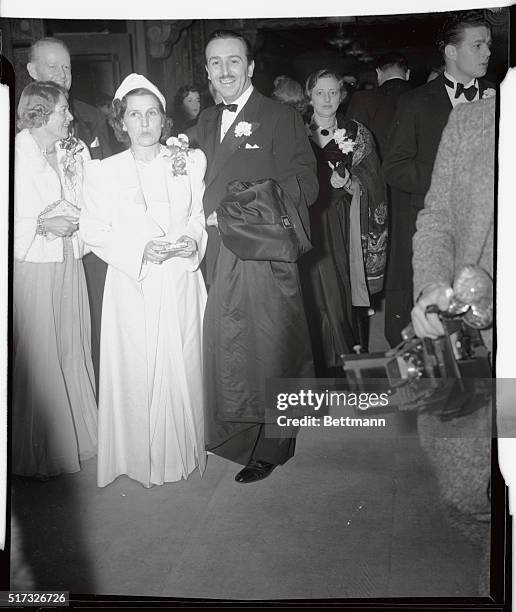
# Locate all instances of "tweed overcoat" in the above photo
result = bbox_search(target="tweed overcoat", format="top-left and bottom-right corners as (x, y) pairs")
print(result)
(412, 97), (495, 595)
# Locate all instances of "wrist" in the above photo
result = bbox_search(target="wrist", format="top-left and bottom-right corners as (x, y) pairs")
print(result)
(36, 215), (48, 237)
(416, 282), (453, 304)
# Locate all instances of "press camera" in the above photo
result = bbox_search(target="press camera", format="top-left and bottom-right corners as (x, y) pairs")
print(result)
(341, 266), (493, 420)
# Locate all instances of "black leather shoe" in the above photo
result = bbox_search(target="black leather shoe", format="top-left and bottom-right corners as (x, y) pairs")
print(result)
(235, 460), (277, 483)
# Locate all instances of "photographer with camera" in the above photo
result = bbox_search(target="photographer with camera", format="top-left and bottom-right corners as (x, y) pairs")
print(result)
(411, 95), (494, 595)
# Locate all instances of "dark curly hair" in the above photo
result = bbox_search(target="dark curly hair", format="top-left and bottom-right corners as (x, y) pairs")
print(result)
(111, 87), (172, 144)
(173, 85), (201, 113)
(17, 81), (68, 130)
(172, 85), (202, 131)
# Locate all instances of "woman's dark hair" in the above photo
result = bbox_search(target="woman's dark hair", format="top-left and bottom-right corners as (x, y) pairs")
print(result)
(17, 81), (68, 130)
(173, 85), (202, 119)
(271, 75), (307, 115)
(437, 10), (491, 56)
(111, 87), (171, 144)
(305, 69), (345, 100)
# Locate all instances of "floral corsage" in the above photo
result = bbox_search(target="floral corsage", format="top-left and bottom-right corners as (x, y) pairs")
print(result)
(59, 134), (84, 182)
(333, 128), (355, 155)
(56, 134), (85, 204)
(330, 129), (355, 189)
(164, 134), (190, 176)
(482, 88), (496, 100)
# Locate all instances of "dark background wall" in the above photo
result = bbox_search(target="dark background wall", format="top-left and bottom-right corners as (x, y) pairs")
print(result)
(0, 9), (509, 113)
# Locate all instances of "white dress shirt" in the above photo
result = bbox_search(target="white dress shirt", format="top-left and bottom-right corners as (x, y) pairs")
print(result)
(220, 85), (254, 142)
(444, 71), (480, 108)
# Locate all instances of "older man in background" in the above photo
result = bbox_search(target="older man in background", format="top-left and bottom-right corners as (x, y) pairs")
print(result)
(27, 36), (112, 396)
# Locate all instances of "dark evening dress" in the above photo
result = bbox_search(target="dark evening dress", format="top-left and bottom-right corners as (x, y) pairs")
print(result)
(301, 115), (387, 375)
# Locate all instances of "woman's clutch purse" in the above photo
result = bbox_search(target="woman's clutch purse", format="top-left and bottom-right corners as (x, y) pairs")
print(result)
(39, 199), (81, 240)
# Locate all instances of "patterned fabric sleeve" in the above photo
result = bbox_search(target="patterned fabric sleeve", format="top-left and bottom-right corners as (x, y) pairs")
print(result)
(350, 120), (388, 294)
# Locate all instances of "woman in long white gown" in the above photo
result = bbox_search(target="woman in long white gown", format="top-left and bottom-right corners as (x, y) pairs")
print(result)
(13, 81), (97, 478)
(80, 74), (207, 488)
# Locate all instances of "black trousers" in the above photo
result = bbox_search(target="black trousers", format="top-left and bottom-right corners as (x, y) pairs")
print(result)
(82, 252), (107, 399)
(251, 423), (296, 464)
(384, 288), (413, 348)
(207, 421), (296, 466)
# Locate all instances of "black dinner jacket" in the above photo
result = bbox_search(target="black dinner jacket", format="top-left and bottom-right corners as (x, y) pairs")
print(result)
(196, 87), (318, 284)
(71, 98), (114, 160)
(382, 73), (493, 211)
(346, 78), (412, 161)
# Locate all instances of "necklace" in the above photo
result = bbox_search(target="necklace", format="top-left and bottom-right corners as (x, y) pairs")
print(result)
(310, 117), (337, 137)
(30, 128), (57, 156)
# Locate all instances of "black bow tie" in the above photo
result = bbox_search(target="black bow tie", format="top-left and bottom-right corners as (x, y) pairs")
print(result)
(444, 76), (478, 102)
(455, 82), (478, 101)
(217, 103), (238, 112)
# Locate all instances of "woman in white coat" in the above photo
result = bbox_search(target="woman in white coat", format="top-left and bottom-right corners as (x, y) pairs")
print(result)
(13, 81), (97, 478)
(80, 74), (207, 488)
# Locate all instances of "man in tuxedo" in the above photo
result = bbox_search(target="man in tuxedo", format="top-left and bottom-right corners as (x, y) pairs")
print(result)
(196, 30), (318, 484)
(346, 53), (411, 350)
(382, 10), (493, 347)
(27, 36), (112, 396)
(346, 52), (411, 161)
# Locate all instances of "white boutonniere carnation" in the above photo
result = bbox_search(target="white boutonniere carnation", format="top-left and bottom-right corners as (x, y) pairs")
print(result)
(482, 88), (496, 100)
(234, 121), (253, 138)
(333, 128), (355, 155)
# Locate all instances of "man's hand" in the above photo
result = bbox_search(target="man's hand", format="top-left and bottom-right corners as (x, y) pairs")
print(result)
(411, 283), (454, 339)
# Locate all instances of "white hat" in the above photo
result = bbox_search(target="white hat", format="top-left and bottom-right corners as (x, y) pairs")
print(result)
(113, 73), (166, 111)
